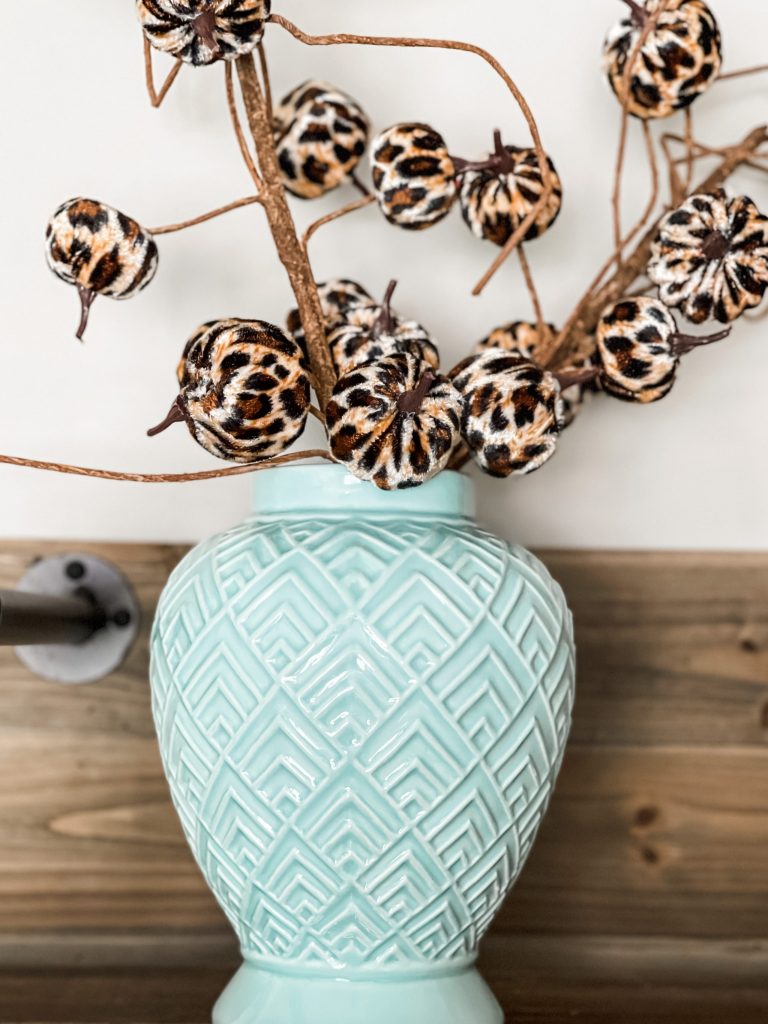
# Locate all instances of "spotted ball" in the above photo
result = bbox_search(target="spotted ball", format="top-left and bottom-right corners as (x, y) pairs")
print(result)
(371, 123), (457, 230)
(136, 0), (270, 66)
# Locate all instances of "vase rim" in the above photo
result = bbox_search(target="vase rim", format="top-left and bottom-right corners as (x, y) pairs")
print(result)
(250, 463), (476, 518)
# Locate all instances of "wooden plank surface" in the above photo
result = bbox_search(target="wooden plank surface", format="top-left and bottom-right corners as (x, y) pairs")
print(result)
(1, 541), (767, 977)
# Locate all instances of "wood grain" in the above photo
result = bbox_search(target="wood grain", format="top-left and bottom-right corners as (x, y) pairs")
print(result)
(0, 541), (767, 975)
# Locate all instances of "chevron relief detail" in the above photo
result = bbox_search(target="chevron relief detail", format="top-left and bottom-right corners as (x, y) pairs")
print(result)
(151, 515), (575, 968)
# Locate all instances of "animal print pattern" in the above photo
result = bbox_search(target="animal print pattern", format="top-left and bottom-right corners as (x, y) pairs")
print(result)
(45, 198), (158, 300)
(286, 279), (374, 356)
(136, 0), (270, 66)
(449, 348), (564, 477)
(275, 81), (370, 200)
(326, 353), (462, 490)
(474, 321), (597, 427)
(327, 320), (440, 376)
(175, 319), (310, 462)
(596, 297), (678, 403)
(459, 147), (563, 246)
(603, 0), (722, 120)
(371, 124), (457, 230)
(648, 190), (768, 324)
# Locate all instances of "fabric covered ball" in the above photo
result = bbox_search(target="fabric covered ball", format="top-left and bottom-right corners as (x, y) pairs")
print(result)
(136, 0), (270, 66)
(286, 278), (374, 355)
(328, 319), (440, 376)
(603, 0), (722, 120)
(154, 319), (310, 463)
(371, 123), (457, 230)
(596, 297), (679, 403)
(459, 139), (563, 246)
(449, 348), (564, 477)
(45, 198), (158, 340)
(648, 190), (768, 324)
(326, 353), (462, 490)
(474, 321), (595, 427)
(274, 81), (370, 200)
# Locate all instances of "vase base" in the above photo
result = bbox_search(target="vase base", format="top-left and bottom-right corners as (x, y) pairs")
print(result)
(212, 959), (503, 1024)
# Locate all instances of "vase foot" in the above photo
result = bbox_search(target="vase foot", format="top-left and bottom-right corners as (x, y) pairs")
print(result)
(212, 959), (503, 1024)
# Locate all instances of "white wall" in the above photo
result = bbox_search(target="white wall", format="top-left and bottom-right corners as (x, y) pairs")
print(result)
(1, 0), (766, 549)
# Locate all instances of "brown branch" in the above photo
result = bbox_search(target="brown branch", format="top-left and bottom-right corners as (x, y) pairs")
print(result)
(148, 195), (263, 235)
(225, 60), (264, 190)
(545, 124), (768, 370)
(301, 194), (375, 251)
(144, 38), (182, 108)
(257, 42), (273, 118)
(269, 13), (555, 298)
(235, 53), (336, 408)
(718, 63), (768, 82)
(682, 108), (695, 195)
(0, 449), (333, 484)
(517, 245), (545, 336)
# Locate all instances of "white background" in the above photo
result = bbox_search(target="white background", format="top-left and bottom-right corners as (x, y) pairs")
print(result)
(1, 1), (766, 548)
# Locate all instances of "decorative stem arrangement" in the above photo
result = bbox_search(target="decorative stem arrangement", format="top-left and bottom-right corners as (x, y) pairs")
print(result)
(6, 0), (766, 488)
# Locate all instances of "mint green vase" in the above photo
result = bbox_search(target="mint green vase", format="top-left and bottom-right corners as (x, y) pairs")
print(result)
(150, 465), (575, 1024)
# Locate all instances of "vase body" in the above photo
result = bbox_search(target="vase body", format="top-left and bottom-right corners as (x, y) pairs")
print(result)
(150, 465), (575, 1024)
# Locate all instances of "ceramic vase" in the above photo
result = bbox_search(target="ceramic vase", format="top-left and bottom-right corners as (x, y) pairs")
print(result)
(150, 464), (575, 1024)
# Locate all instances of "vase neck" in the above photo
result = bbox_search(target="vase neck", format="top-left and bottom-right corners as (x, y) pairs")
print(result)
(250, 464), (475, 520)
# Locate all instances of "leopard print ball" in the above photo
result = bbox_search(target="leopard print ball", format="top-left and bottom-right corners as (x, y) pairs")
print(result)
(137, 0), (270, 66)
(286, 278), (374, 355)
(459, 143), (563, 246)
(371, 123), (457, 230)
(648, 190), (768, 324)
(603, 0), (722, 120)
(449, 348), (564, 477)
(45, 198), (158, 339)
(596, 297), (678, 403)
(168, 319), (310, 463)
(326, 354), (462, 490)
(275, 81), (370, 200)
(328, 319), (440, 376)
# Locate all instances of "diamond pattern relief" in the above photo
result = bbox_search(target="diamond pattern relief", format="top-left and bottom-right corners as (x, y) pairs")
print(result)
(151, 513), (575, 969)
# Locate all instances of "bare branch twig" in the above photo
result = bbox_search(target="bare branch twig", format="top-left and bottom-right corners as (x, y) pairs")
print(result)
(148, 195), (263, 236)
(144, 39), (182, 108)
(301, 194), (375, 251)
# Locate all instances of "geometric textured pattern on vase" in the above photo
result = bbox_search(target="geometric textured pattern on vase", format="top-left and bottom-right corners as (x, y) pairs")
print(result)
(150, 465), (575, 1017)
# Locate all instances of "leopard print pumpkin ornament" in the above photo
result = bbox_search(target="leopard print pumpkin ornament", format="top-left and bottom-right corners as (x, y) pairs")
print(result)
(136, 0), (270, 66)
(449, 348), (564, 477)
(45, 198), (158, 341)
(275, 81), (370, 200)
(326, 353), (462, 490)
(458, 132), (563, 246)
(648, 191), (768, 324)
(286, 279), (374, 357)
(603, 0), (722, 120)
(596, 296), (731, 403)
(371, 123), (457, 230)
(150, 319), (310, 463)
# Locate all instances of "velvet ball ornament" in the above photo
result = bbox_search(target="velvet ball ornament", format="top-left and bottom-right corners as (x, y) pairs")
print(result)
(458, 132), (563, 246)
(151, 319), (310, 463)
(371, 123), (457, 230)
(286, 279), (374, 357)
(648, 190), (768, 324)
(474, 321), (595, 428)
(275, 81), (371, 200)
(328, 320), (440, 376)
(136, 0), (270, 66)
(326, 353), (462, 490)
(596, 296), (731, 403)
(45, 198), (158, 341)
(603, 0), (722, 120)
(449, 348), (564, 477)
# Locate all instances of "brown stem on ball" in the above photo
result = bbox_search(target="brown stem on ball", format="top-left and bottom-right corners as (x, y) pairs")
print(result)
(453, 129), (516, 177)
(373, 280), (398, 338)
(194, 9), (221, 58)
(147, 397), (187, 437)
(555, 366), (602, 391)
(672, 327), (732, 357)
(621, 0), (648, 27)
(397, 370), (436, 415)
(75, 286), (96, 342)
(701, 230), (730, 262)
